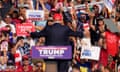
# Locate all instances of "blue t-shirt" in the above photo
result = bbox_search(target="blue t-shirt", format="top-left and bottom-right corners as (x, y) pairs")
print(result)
(37, 3), (51, 11)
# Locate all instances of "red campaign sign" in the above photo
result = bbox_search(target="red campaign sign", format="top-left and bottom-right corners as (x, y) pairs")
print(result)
(16, 23), (35, 36)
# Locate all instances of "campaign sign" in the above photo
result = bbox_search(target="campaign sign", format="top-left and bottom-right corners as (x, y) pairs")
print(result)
(80, 46), (101, 61)
(75, 1), (103, 10)
(32, 46), (72, 59)
(16, 23), (35, 36)
(26, 10), (44, 21)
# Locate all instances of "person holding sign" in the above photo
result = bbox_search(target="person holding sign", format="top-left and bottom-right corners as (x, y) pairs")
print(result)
(30, 13), (83, 72)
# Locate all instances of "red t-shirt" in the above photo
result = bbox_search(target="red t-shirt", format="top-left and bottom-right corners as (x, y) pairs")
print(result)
(118, 36), (120, 48)
(105, 31), (118, 56)
(16, 66), (23, 72)
(12, 18), (21, 24)
(16, 65), (33, 72)
(22, 66), (33, 72)
(99, 49), (108, 66)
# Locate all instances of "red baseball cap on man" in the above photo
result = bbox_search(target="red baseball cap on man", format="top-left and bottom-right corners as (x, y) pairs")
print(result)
(53, 13), (63, 21)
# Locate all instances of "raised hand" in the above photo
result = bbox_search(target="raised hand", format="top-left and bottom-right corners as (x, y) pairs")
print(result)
(39, 0), (44, 4)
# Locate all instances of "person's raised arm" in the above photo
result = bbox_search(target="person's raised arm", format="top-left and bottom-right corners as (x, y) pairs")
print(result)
(85, 2), (90, 13)
(39, 0), (49, 12)
(69, 2), (77, 31)
(12, 40), (21, 54)
(68, 26), (83, 38)
(64, 0), (67, 6)
(36, 0), (39, 10)
(54, 0), (58, 8)
(30, 26), (47, 38)
(26, 0), (34, 10)
(89, 12), (96, 31)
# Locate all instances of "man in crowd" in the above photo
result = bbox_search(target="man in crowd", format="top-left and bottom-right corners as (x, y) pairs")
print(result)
(30, 13), (83, 72)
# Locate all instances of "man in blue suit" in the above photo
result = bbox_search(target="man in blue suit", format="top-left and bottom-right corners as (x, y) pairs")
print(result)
(30, 13), (83, 72)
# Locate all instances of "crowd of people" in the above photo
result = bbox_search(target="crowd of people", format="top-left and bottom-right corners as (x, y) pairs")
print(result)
(0, 0), (120, 72)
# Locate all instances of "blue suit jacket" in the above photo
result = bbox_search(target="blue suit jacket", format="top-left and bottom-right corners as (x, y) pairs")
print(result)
(31, 23), (83, 46)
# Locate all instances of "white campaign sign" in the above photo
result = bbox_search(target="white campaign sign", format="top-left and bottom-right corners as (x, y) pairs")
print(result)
(80, 46), (101, 61)
(26, 10), (44, 21)
(75, 1), (104, 10)
(63, 1), (104, 11)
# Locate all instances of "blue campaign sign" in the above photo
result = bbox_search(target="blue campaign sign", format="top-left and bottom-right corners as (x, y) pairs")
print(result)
(82, 49), (91, 56)
(32, 46), (72, 59)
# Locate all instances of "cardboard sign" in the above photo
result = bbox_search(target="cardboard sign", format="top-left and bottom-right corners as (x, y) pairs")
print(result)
(0, 41), (8, 51)
(80, 46), (101, 61)
(26, 10), (44, 21)
(16, 23), (35, 36)
(32, 46), (72, 59)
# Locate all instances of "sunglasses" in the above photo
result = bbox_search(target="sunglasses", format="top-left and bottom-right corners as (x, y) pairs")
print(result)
(48, 20), (54, 22)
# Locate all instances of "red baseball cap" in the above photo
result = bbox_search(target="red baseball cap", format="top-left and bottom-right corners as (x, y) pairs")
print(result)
(53, 13), (62, 20)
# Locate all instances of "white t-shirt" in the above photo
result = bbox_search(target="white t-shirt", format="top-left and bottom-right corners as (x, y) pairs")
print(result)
(5, 24), (16, 34)
(0, 21), (7, 28)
